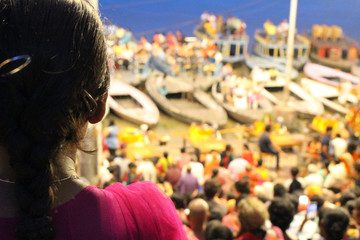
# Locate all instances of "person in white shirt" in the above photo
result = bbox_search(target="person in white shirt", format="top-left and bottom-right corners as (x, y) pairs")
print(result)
(136, 156), (157, 183)
(303, 164), (323, 188)
(331, 133), (347, 160)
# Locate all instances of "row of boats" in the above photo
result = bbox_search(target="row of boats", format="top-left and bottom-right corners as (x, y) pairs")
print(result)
(105, 21), (360, 127)
(195, 23), (359, 73)
(107, 60), (360, 128)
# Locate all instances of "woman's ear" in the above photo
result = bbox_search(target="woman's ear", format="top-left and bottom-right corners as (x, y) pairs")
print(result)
(88, 93), (108, 124)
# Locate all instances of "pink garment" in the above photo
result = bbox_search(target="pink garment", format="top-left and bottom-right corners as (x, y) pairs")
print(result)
(0, 182), (187, 240)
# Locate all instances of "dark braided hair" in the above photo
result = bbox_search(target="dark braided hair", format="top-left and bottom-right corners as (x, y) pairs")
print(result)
(0, 0), (109, 239)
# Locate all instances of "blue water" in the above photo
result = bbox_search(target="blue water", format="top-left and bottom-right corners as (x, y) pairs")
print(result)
(99, 0), (360, 46)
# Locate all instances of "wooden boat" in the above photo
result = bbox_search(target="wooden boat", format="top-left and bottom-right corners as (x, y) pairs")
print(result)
(261, 82), (324, 117)
(300, 78), (356, 115)
(253, 29), (310, 69)
(308, 25), (358, 71)
(304, 62), (360, 90)
(246, 56), (299, 79)
(146, 72), (228, 126)
(108, 80), (160, 126)
(211, 81), (273, 123)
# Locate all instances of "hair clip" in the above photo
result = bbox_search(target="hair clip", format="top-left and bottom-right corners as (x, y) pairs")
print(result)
(83, 90), (98, 114)
(0, 55), (31, 77)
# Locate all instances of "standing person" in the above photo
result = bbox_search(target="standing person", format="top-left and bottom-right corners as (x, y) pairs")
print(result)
(136, 156), (157, 183)
(220, 144), (234, 169)
(104, 120), (119, 157)
(179, 166), (199, 197)
(0, 1), (186, 239)
(259, 125), (280, 169)
(332, 133), (348, 160)
(321, 127), (334, 168)
(156, 151), (173, 177)
(165, 163), (182, 190)
(176, 147), (191, 170)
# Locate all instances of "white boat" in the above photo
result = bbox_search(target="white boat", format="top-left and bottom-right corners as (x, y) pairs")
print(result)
(108, 80), (160, 126)
(246, 55), (299, 79)
(211, 82), (273, 123)
(304, 62), (360, 89)
(261, 82), (324, 117)
(301, 78), (356, 115)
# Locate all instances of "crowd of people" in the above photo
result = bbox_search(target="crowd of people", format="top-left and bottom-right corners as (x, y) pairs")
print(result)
(198, 11), (247, 38)
(100, 115), (360, 239)
(103, 23), (224, 79)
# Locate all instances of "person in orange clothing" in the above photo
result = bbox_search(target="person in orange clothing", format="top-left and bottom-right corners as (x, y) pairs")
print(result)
(204, 149), (221, 176)
(238, 164), (264, 193)
(241, 143), (254, 166)
(307, 134), (322, 163)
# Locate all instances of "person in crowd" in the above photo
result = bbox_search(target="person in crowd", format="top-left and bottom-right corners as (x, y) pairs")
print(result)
(339, 141), (358, 176)
(303, 164), (323, 188)
(307, 133), (322, 163)
(136, 155), (157, 183)
(171, 193), (188, 225)
(254, 159), (269, 181)
(332, 133), (348, 160)
(204, 149), (221, 176)
(205, 220), (233, 240)
(114, 149), (131, 180)
(273, 183), (287, 198)
(351, 198), (360, 236)
(324, 156), (349, 193)
(238, 164), (264, 193)
(236, 197), (269, 240)
(319, 207), (350, 240)
(122, 163), (144, 185)
(176, 147), (192, 170)
(156, 151), (173, 177)
(222, 198), (240, 236)
(259, 125), (280, 170)
(156, 175), (173, 197)
(285, 167), (303, 194)
(179, 166), (199, 197)
(241, 143), (254, 166)
(268, 197), (296, 240)
(104, 120), (119, 157)
(220, 144), (234, 169)
(165, 163), (182, 190)
(234, 178), (251, 206)
(321, 126), (334, 168)
(182, 156), (205, 187)
(204, 179), (228, 219)
(0, 0), (186, 239)
(339, 191), (356, 207)
(187, 198), (210, 240)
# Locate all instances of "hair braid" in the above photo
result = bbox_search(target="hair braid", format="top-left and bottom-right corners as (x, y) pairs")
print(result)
(0, 86), (56, 239)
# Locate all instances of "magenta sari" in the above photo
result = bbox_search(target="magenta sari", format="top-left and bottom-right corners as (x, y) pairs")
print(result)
(0, 182), (187, 239)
